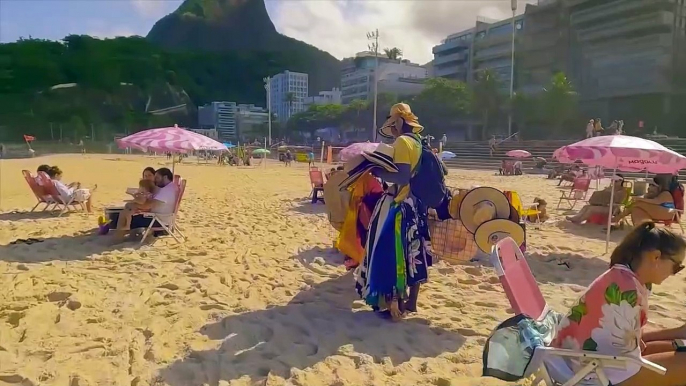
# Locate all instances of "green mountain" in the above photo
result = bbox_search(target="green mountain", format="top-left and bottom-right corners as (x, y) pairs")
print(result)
(0, 0), (341, 142)
(147, 0), (340, 94)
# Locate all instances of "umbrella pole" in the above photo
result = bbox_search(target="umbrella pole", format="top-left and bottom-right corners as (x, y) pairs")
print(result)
(605, 167), (617, 254)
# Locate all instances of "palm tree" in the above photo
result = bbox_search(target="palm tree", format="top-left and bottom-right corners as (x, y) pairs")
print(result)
(472, 69), (503, 140)
(542, 72), (577, 136)
(383, 47), (403, 60)
(285, 92), (296, 120)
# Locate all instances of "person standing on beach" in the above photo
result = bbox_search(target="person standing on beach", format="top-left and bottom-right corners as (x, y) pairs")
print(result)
(308, 151), (315, 168)
(355, 103), (436, 320)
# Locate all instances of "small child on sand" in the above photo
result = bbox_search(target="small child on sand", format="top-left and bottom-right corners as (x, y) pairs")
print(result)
(529, 197), (549, 223)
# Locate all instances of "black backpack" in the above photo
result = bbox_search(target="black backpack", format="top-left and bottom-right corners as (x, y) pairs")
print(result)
(403, 134), (448, 208)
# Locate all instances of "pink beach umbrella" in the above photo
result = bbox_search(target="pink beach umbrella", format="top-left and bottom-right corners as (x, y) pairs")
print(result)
(338, 142), (381, 162)
(553, 135), (686, 252)
(117, 124), (227, 153)
(506, 149), (531, 158)
(117, 124), (228, 172)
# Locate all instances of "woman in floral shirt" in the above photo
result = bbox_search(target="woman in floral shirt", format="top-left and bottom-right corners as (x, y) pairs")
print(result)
(552, 221), (686, 386)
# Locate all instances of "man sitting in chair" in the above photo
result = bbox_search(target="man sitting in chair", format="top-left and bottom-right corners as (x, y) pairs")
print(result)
(566, 174), (626, 224)
(111, 167), (177, 242)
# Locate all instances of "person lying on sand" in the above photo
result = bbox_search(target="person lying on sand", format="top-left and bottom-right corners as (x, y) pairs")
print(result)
(552, 222), (686, 386)
(566, 175), (626, 224)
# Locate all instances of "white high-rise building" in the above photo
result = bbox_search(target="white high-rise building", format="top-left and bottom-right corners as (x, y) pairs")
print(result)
(268, 70), (309, 124)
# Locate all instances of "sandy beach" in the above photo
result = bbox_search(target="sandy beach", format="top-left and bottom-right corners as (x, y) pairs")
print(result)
(1, 154), (685, 386)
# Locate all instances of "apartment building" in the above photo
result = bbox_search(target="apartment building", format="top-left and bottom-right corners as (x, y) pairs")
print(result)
(472, 15), (525, 90)
(303, 88), (342, 108)
(566, 0), (686, 126)
(236, 104), (269, 141)
(268, 70), (309, 124)
(431, 28), (474, 82)
(340, 52), (427, 104)
(197, 101), (237, 141)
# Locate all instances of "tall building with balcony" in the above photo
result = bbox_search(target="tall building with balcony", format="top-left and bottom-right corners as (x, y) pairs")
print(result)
(269, 70), (309, 124)
(235, 104), (269, 141)
(431, 28), (474, 82)
(197, 101), (238, 141)
(340, 52), (427, 104)
(566, 0), (686, 126)
(472, 15), (525, 90)
(517, 0), (571, 94)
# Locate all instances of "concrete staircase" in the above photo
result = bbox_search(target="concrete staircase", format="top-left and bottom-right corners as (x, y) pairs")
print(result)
(441, 138), (686, 181)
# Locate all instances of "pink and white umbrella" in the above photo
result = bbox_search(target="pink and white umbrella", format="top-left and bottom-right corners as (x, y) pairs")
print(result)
(553, 135), (686, 173)
(117, 124), (227, 153)
(338, 142), (381, 162)
(553, 135), (686, 252)
(506, 149), (531, 158)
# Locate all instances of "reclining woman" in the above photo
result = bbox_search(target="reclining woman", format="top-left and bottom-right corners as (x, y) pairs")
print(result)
(552, 222), (686, 386)
(46, 166), (95, 212)
(612, 175), (675, 226)
(566, 174), (626, 224)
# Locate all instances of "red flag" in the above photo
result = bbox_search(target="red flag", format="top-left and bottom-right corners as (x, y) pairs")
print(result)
(24, 135), (35, 142)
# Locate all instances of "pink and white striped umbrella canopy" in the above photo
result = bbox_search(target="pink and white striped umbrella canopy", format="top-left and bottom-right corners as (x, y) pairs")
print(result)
(117, 125), (227, 152)
(553, 135), (686, 173)
(506, 149), (531, 158)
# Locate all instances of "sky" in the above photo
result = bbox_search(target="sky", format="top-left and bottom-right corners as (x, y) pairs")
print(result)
(0, 0), (536, 64)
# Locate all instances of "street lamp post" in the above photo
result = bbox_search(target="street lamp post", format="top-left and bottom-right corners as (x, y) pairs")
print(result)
(507, 0), (517, 137)
(263, 76), (272, 146)
(367, 29), (380, 141)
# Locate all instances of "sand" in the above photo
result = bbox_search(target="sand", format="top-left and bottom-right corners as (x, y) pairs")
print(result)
(1, 154), (685, 386)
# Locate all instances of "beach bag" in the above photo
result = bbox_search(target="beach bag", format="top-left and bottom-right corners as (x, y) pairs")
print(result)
(323, 173), (350, 231)
(482, 309), (563, 382)
(403, 134), (448, 208)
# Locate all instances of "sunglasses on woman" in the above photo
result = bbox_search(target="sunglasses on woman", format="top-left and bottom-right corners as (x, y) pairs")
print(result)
(667, 255), (685, 275)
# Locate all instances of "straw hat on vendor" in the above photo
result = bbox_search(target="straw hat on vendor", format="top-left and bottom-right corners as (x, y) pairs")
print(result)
(378, 103), (424, 139)
(338, 144), (398, 190)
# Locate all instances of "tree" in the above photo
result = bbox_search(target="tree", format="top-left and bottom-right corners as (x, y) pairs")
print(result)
(383, 47), (403, 60)
(68, 115), (87, 141)
(472, 69), (503, 140)
(345, 98), (370, 129)
(285, 92), (296, 120)
(541, 72), (578, 136)
(411, 77), (471, 134)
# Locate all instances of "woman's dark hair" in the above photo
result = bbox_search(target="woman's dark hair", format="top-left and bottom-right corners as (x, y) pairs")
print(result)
(143, 167), (156, 176)
(46, 166), (62, 178)
(37, 164), (50, 173)
(610, 221), (686, 270)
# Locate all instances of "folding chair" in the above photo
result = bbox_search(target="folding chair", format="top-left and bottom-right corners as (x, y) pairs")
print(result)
(507, 191), (542, 229)
(35, 172), (86, 217)
(139, 178), (186, 245)
(22, 170), (56, 212)
(491, 238), (666, 386)
(556, 177), (591, 210)
(309, 170), (325, 203)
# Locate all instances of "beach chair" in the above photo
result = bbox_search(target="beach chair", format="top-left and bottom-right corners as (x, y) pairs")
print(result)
(556, 177), (591, 210)
(309, 170), (325, 204)
(138, 178), (186, 245)
(22, 170), (56, 212)
(506, 191), (542, 229)
(501, 160), (515, 176)
(35, 172), (86, 217)
(490, 237), (666, 386)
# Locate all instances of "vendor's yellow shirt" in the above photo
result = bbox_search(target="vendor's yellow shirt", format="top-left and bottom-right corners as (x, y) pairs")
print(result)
(392, 134), (421, 202)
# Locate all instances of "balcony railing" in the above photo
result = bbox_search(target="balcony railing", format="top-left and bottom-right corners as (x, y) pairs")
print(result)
(571, 0), (669, 26)
(433, 51), (468, 66)
(576, 11), (674, 42)
(432, 39), (470, 54)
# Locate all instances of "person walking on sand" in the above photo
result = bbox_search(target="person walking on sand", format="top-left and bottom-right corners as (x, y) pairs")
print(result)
(356, 103), (439, 320)
(489, 136), (497, 157)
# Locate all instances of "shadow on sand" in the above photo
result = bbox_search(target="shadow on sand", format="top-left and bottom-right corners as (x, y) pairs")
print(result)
(554, 220), (629, 243)
(526, 249), (610, 287)
(0, 210), (76, 221)
(158, 273), (466, 385)
(283, 198), (327, 215)
(0, 230), (141, 263)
